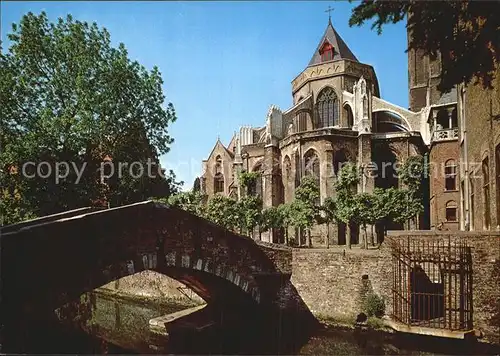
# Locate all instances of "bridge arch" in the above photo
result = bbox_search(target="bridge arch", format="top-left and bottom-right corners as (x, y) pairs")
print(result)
(1, 202), (290, 319)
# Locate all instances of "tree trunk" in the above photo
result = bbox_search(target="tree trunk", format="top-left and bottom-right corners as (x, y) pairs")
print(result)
(346, 223), (352, 249)
(285, 226), (289, 245)
(363, 224), (368, 249)
(307, 229), (311, 248)
(326, 222), (330, 249)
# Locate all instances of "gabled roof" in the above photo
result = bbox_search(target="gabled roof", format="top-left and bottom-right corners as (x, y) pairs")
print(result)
(308, 19), (358, 67)
(206, 138), (234, 162)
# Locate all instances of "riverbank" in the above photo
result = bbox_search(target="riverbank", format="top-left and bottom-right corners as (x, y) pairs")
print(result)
(314, 314), (500, 355)
(94, 287), (204, 310)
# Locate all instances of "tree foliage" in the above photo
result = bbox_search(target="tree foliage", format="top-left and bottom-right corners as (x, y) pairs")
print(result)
(335, 162), (360, 224)
(261, 206), (283, 233)
(238, 171), (259, 190)
(238, 195), (262, 237)
(0, 12), (178, 224)
(192, 177), (201, 192)
(289, 176), (321, 247)
(155, 190), (206, 217)
(204, 195), (240, 231)
(348, 0), (500, 92)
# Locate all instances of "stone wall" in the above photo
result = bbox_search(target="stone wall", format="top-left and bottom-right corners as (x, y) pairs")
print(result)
(290, 231), (500, 344)
(99, 271), (204, 304)
(290, 247), (391, 320)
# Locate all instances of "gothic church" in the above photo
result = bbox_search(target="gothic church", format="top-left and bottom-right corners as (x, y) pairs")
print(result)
(200, 19), (440, 244)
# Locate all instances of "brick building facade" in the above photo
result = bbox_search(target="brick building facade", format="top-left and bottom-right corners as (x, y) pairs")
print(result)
(408, 31), (500, 232)
(408, 46), (460, 230)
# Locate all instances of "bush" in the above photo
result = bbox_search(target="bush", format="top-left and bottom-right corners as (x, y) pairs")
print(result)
(363, 293), (385, 318)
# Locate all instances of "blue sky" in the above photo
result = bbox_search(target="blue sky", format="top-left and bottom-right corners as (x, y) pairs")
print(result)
(1, 1), (409, 190)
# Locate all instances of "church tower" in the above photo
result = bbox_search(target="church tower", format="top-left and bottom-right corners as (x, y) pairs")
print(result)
(287, 17), (380, 133)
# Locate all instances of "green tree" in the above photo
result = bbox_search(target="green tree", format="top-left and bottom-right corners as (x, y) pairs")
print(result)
(319, 197), (337, 249)
(353, 193), (376, 249)
(335, 163), (360, 249)
(398, 156), (425, 229)
(261, 205), (284, 243)
(238, 171), (260, 197)
(204, 195), (239, 231)
(192, 177), (201, 192)
(291, 176), (321, 247)
(278, 203), (293, 245)
(372, 188), (392, 244)
(238, 195), (262, 239)
(0, 185), (37, 226)
(0, 12), (178, 222)
(155, 189), (206, 217)
(348, 0), (500, 92)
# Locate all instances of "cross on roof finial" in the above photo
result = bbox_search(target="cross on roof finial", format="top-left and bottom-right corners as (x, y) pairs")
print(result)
(325, 5), (334, 23)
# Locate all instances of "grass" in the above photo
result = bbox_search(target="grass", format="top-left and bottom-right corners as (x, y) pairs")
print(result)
(366, 316), (388, 330)
(314, 312), (357, 329)
(314, 312), (392, 334)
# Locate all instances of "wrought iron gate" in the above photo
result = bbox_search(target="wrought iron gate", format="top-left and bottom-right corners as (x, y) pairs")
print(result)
(391, 237), (473, 331)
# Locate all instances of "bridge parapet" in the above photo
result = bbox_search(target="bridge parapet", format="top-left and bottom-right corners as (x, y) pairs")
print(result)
(1, 201), (294, 326)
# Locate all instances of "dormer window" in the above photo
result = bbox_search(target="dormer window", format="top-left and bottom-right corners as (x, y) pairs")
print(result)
(320, 42), (334, 62)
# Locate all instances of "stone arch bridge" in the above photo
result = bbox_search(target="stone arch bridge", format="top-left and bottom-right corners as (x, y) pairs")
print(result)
(1, 201), (304, 328)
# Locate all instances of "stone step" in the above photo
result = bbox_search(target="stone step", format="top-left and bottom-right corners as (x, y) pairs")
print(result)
(148, 304), (208, 336)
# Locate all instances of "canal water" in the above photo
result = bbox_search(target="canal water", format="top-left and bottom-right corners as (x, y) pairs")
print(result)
(5, 291), (499, 355)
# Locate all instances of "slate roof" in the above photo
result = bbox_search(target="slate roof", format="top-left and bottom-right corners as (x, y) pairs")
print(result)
(308, 19), (358, 67)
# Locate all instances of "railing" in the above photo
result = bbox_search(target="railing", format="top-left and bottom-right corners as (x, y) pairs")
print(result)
(391, 237), (473, 331)
(432, 127), (459, 142)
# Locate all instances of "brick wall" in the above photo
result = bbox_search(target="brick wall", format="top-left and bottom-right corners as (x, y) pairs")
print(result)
(462, 66), (500, 230)
(429, 140), (461, 229)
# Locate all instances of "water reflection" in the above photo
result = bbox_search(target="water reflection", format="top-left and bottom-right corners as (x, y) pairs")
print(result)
(5, 291), (498, 355)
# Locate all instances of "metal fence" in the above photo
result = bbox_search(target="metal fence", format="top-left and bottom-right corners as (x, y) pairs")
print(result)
(391, 237), (473, 331)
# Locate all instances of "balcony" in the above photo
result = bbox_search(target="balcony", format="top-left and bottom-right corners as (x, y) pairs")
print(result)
(432, 127), (459, 142)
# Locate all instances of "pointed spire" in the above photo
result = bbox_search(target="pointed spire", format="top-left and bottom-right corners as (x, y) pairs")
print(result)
(308, 17), (358, 67)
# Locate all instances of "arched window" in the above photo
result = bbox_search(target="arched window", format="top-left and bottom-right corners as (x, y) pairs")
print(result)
(214, 173), (224, 194)
(344, 105), (354, 128)
(249, 163), (263, 197)
(215, 155), (222, 175)
(333, 149), (348, 176)
(304, 149), (320, 182)
(297, 111), (308, 132)
(363, 96), (368, 118)
(469, 177), (475, 230)
(316, 87), (338, 128)
(304, 149), (320, 205)
(444, 159), (457, 191)
(445, 201), (458, 222)
(294, 153), (300, 188)
(483, 156), (491, 229)
(283, 156), (291, 182)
